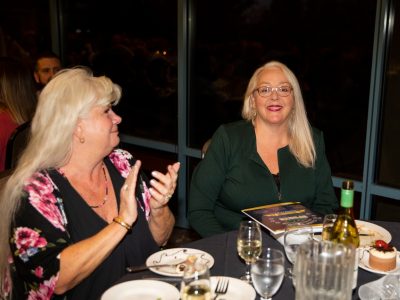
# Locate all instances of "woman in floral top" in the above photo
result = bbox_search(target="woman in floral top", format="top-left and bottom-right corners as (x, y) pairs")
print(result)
(0, 68), (180, 299)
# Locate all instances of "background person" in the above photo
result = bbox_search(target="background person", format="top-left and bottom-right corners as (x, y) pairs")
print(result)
(188, 60), (337, 237)
(0, 57), (37, 171)
(33, 51), (62, 91)
(0, 67), (179, 299)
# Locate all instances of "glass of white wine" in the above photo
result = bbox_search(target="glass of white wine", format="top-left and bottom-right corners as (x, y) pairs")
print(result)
(181, 261), (211, 300)
(321, 214), (337, 241)
(251, 248), (285, 300)
(237, 220), (262, 283)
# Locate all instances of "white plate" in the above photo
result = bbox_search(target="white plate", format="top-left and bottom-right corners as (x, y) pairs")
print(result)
(101, 280), (180, 300)
(146, 247), (214, 277)
(211, 276), (256, 300)
(356, 220), (392, 247)
(358, 248), (400, 275)
(276, 221), (391, 248)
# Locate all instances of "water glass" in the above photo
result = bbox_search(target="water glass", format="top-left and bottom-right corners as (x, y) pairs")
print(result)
(283, 225), (314, 265)
(294, 239), (355, 300)
(237, 220), (262, 282)
(251, 248), (285, 300)
(181, 261), (211, 300)
(321, 214), (337, 241)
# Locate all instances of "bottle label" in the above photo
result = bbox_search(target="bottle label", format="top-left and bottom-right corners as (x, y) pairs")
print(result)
(341, 189), (354, 208)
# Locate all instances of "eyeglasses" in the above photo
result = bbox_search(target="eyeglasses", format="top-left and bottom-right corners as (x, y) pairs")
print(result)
(253, 86), (292, 98)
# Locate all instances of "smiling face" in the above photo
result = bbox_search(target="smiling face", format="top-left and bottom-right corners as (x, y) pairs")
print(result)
(78, 104), (122, 155)
(251, 66), (294, 127)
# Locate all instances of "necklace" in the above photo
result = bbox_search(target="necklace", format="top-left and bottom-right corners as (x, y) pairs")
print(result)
(89, 164), (108, 209)
(59, 163), (109, 209)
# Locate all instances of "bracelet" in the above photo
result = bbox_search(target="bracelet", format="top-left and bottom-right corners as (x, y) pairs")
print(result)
(113, 216), (132, 231)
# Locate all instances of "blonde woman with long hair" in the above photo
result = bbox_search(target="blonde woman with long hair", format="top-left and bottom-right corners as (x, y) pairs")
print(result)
(0, 67), (179, 299)
(189, 61), (337, 237)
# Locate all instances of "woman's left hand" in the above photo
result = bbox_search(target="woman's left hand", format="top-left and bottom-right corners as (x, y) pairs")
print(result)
(149, 162), (180, 210)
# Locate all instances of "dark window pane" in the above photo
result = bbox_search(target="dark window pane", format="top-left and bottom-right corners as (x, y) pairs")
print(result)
(0, 0), (51, 62)
(371, 195), (400, 222)
(62, 0), (178, 143)
(377, 0), (400, 188)
(189, 0), (375, 180)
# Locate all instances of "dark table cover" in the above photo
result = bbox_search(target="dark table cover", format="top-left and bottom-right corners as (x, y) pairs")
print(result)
(117, 220), (400, 299)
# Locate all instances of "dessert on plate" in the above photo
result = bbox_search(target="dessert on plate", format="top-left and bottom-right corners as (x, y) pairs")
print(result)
(368, 240), (397, 272)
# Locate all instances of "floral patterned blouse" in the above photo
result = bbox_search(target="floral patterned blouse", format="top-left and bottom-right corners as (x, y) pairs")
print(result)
(9, 149), (159, 300)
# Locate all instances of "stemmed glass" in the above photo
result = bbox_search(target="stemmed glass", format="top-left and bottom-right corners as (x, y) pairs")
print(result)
(321, 214), (337, 241)
(283, 224), (314, 278)
(251, 248), (285, 300)
(180, 261), (211, 300)
(236, 220), (262, 282)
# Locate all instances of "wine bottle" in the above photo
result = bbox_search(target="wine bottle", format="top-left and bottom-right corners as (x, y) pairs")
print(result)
(331, 180), (359, 289)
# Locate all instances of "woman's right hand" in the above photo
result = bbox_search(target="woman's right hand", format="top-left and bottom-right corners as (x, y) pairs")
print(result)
(118, 160), (141, 226)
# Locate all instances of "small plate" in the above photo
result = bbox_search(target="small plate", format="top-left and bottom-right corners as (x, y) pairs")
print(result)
(356, 220), (392, 247)
(101, 280), (180, 300)
(358, 248), (400, 275)
(211, 276), (256, 300)
(146, 247), (214, 277)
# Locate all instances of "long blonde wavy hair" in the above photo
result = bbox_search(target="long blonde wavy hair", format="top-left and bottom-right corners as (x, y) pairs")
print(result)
(242, 61), (316, 168)
(0, 67), (121, 296)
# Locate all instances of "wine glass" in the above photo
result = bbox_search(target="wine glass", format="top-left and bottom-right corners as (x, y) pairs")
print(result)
(321, 214), (337, 241)
(236, 220), (262, 282)
(180, 261), (211, 300)
(283, 224), (314, 279)
(251, 248), (285, 300)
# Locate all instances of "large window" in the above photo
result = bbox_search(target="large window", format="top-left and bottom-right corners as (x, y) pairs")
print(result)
(377, 0), (400, 189)
(189, 0), (376, 181)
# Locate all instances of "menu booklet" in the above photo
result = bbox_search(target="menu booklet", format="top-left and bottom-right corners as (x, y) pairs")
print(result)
(241, 202), (323, 236)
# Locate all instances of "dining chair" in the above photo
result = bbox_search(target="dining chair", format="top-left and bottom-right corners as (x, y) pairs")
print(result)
(5, 121), (31, 170)
(201, 138), (212, 159)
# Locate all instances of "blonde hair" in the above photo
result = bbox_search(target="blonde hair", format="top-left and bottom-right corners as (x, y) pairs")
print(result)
(242, 61), (315, 168)
(0, 67), (121, 295)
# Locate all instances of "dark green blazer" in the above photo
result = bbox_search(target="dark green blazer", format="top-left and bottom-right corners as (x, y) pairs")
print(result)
(188, 120), (338, 237)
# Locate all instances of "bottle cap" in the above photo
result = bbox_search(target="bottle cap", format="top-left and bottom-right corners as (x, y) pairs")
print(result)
(342, 180), (354, 190)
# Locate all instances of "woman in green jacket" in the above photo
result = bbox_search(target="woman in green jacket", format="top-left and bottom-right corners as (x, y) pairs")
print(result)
(188, 61), (337, 237)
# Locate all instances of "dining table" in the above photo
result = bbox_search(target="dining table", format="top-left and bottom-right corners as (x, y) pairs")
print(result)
(116, 220), (400, 299)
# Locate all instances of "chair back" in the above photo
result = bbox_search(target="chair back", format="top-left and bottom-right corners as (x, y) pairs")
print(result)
(201, 139), (212, 159)
(5, 122), (31, 170)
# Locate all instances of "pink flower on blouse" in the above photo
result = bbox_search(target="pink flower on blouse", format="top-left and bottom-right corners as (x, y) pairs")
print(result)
(27, 274), (58, 300)
(13, 227), (47, 262)
(109, 149), (133, 178)
(25, 172), (66, 232)
(109, 149), (151, 219)
(33, 266), (44, 278)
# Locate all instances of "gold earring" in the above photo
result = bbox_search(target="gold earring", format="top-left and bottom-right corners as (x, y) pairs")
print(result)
(79, 137), (85, 143)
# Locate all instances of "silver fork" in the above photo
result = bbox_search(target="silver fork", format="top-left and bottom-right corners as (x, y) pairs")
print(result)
(213, 278), (229, 300)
